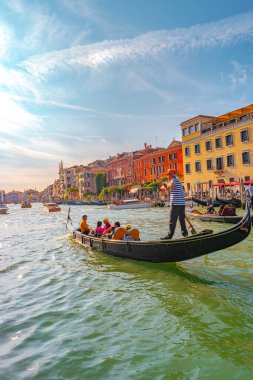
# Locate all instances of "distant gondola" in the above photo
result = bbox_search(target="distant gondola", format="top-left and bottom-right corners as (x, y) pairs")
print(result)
(192, 196), (221, 207)
(66, 203), (251, 263)
(215, 196), (242, 208)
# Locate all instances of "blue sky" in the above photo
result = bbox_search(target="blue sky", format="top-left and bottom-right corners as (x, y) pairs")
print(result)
(1, 0), (253, 191)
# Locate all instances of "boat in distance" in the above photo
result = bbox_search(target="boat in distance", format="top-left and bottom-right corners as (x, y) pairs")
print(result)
(21, 201), (32, 208)
(192, 196), (241, 208)
(43, 202), (61, 212)
(66, 202), (251, 263)
(0, 204), (8, 215)
(186, 210), (242, 224)
(108, 198), (155, 210)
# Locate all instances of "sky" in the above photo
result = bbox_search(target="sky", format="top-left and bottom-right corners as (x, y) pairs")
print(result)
(1, 0), (253, 191)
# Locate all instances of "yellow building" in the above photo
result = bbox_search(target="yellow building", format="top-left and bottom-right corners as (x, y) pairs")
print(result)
(181, 104), (253, 195)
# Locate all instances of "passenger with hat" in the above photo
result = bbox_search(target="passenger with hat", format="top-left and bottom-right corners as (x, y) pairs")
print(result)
(102, 217), (111, 233)
(160, 169), (188, 240)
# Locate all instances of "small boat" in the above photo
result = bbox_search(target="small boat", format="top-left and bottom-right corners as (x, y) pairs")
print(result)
(43, 203), (61, 212)
(66, 202), (251, 263)
(186, 210), (242, 224)
(0, 204), (8, 215)
(192, 197), (221, 207)
(65, 200), (87, 205)
(215, 196), (242, 208)
(21, 201), (32, 208)
(108, 198), (155, 210)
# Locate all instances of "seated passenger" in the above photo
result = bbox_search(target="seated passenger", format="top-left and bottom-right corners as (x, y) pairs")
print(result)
(221, 204), (236, 216)
(218, 205), (224, 216)
(93, 221), (103, 237)
(102, 218), (111, 233)
(123, 224), (133, 241)
(206, 203), (215, 214)
(79, 215), (90, 235)
(105, 222), (121, 239)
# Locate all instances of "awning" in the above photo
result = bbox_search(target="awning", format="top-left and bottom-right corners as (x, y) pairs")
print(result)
(213, 183), (225, 187)
(224, 181), (239, 186)
(243, 180), (253, 185)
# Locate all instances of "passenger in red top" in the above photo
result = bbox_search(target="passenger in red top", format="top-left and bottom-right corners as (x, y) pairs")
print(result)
(94, 221), (103, 236)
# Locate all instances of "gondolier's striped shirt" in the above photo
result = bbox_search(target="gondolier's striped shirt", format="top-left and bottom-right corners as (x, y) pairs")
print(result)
(170, 177), (185, 206)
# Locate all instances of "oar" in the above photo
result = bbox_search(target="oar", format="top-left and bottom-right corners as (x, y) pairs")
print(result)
(185, 215), (197, 235)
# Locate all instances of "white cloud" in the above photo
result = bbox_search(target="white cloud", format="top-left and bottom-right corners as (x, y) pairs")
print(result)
(21, 12), (253, 77)
(229, 61), (248, 89)
(0, 93), (41, 135)
(0, 23), (13, 59)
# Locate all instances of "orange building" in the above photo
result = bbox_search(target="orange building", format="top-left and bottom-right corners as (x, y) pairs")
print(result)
(134, 140), (183, 183)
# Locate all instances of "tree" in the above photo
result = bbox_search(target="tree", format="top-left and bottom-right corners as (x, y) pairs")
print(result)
(95, 173), (107, 195)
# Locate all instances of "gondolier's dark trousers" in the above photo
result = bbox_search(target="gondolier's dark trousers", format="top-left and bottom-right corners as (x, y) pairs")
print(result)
(168, 205), (188, 238)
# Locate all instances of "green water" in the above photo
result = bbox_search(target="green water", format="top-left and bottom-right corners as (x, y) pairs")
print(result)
(0, 204), (253, 379)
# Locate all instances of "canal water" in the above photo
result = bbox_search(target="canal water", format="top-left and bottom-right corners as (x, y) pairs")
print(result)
(1, 204), (253, 379)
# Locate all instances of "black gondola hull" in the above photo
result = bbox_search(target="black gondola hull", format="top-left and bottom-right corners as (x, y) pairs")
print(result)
(67, 203), (251, 263)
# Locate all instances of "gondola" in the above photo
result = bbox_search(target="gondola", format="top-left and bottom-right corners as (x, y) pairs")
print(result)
(66, 203), (251, 263)
(215, 196), (242, 208)
(192, 196), (221, 207)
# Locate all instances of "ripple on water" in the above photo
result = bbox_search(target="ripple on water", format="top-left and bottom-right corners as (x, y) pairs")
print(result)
(0, 203), (253, 379)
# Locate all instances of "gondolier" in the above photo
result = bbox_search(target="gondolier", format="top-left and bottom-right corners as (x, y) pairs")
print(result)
(161, 169), (188, 240)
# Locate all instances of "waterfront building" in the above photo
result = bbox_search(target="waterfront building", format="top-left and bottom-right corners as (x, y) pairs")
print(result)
(107, 145), (158, 186)
(181, 104), (253, 195)
(134, 140), (183, 184)
(78, 160), (108, 195)
(23, 189), (40, 202)
(5, 190), (23, 203)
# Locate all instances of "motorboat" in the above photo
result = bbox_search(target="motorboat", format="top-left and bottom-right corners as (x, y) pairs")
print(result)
(21, 201), (32, 208)
(43, 203), (61, 212)
(0, 204), (8, 215)
(108, 198), (155, 210)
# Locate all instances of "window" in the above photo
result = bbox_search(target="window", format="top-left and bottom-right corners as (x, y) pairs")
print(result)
(169, 164), (172, 169)
(153, 158), (156, 164)
(245, 176), (250, 181)
(144, 160), (146, 167)
(174, 163), (177, 171)
(195, 144), (200, 154)
(242, 151), (250, 164)
(225, 134), (233, 146)
(215, 137), (222, 149)
(241, 129), (249, 142)
(227, 154), (234, 167)
(195, 161), (201, 172)
(173, 153), (177, 159)
(229, 178), (234, 183)
(161, 156), (165, 162)
(144, 169), (147, 176)
(158, 156), (161, 163)
(150, 168), (153, 175)
(205, 140), (212, 151)
(206, 159), (212, 170)
(195, 123), (200, 132)
(183, 128), (188, 136)
(189, 125), (194, 134)
(216, 157), (223, 170)
(185, 163), (191, 174)
(185, 146), (190, 156)
(168, 154), (172, 161)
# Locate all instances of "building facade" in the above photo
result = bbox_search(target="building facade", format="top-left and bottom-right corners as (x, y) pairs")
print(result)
(134, 140), (183, 183)
(181, 104), (253, 194)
